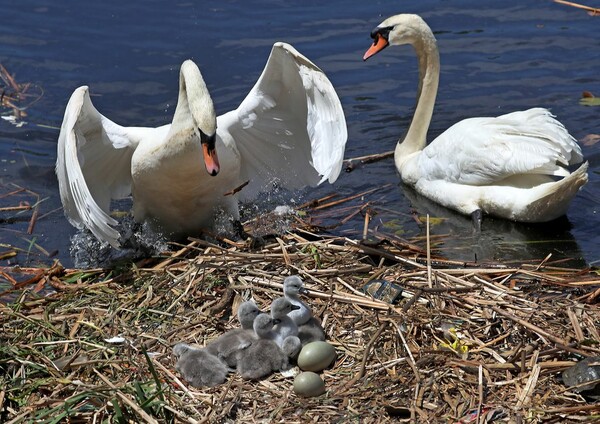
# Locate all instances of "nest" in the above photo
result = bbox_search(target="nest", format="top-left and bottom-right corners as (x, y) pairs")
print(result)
(1, 204), (599, 423)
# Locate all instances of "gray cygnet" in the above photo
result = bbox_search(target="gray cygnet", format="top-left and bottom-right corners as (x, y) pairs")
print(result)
(173, 343), (228, 388)
(270, 297), (300, 347)
(282, 275), (326, 345)
(205, 300), (260, 367)
(236, 313), (289, 380)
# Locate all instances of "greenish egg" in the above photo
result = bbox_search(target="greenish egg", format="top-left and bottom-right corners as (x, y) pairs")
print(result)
(293, 371), (326, 397)
(297, 341), (336, 372)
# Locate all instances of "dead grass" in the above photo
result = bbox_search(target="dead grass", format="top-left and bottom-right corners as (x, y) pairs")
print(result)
(1, 203), (599, 423)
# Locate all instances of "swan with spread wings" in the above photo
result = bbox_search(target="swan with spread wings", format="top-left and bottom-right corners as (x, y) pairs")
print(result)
(56, 42), (347, 248)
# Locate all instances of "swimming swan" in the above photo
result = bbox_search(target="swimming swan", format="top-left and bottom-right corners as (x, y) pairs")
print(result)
(363, 14), (588, 227)
(57, 42), (347, 248)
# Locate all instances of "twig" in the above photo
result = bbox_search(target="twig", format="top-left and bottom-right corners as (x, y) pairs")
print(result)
(341, 321), (389, 390)
(313, 185), (392, 210)
(223, 180), (249, 196)
(343, 150), (394, 172)
(554, 0), (600, 15)
(491, 306), (589, 356)
(27, 205), (39, 234)
(426, 214), (432, 288)
(0, 205), (31, 212)
(94, 368), (160, 424)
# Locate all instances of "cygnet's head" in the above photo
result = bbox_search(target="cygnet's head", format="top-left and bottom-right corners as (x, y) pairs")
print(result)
(237, 300), (261, 330)
(173, 342), (194, 358)
(271, 297), (300, 319)
(253, 313), (276, 337)
(283, 276), (309, 298)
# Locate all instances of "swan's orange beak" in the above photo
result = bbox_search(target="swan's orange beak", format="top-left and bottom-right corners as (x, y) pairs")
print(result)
(201, 134), (220, 176)
(363, 34), (389, 61)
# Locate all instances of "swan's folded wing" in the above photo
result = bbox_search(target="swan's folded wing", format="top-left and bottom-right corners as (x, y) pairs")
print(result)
(420, 108), (584, 185)
(56, 86), (137, 247)
(217, 42), (347, 201)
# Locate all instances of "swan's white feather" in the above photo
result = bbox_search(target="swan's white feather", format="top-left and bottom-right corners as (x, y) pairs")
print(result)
(369, 14), (587, 223)
(412, 108), (584, 186)
(56, 44), (346, 248)
(218, 42), (347, 201)
(56, 86), (138, 247)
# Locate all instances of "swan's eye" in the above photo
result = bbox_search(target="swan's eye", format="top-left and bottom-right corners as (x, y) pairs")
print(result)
(371, 26), (393, 41)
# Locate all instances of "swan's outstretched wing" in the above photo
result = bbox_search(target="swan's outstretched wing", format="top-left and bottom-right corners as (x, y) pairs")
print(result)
(56, 86), (138, 247)
(217, 42), (347, 201)
(419, 108), (584, 185)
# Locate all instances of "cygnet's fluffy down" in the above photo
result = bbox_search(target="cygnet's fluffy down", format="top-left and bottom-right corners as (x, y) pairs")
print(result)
(282, 275), (326, 345)
(282, 335), (302, 361)
(298, 317), (326, 345)
(205, 300), (260, 367)
(236, 314), (289, 380)
(270, 297), (300, 347)
(173, 343), (228, 388)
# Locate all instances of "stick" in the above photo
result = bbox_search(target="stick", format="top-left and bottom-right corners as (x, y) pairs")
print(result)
(341, 321), (389, 390)
(94, 369), (160, 424)
(223, 180), (249, 196)
(313, 185), (392, 210)
(426, 214), (432, 288)
(27, 205), (39, 234)
(343, 150), (394, 172)
(554, 0), (600, 15)
(491, 306), (588, 355)
(0, 205), (31, 212)
(362, 208), (370, 240)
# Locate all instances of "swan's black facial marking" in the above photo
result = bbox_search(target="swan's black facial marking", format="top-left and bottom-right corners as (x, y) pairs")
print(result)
(370, 26), (393, 42)
(364, 26), (393, 61)
(200, 130), (216, 151)
(200, 130), (220, 176)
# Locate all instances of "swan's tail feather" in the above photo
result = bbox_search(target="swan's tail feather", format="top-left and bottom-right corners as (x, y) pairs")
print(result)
(524, 162), (588, 222)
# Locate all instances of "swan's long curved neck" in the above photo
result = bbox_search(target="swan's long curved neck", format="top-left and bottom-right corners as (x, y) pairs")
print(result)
(171, 62), (214, 135)
(395, 30), (440, 172)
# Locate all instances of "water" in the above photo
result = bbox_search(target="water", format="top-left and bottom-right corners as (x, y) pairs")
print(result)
(0, 0), (598, 269)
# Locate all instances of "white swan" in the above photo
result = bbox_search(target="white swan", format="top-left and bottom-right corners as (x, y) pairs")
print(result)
(363, 14), (588, 226)
(56, 42), (347, 248)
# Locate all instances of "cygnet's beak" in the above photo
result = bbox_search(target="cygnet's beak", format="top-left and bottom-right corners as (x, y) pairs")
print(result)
(273, 318), (282, 325)
(299, 287), (309, 295)
(290, 304), (301, 311)
(363, 33), (389, 61)
(201, 132), (220, 176)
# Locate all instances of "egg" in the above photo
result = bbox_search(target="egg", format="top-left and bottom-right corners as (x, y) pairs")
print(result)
(293, 371), (326, 397)
(297, 341), (336, 372)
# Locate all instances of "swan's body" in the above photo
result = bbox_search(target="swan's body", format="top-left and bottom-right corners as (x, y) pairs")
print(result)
(57, 42), (347, 248)
(364, 14), (588, 224)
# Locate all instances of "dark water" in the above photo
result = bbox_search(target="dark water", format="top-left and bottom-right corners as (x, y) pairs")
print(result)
(0, 0), (598, 269)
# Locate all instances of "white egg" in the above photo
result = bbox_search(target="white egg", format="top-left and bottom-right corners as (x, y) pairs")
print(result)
(293, 371), (326, 397)
(297, 341), (336, 372)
